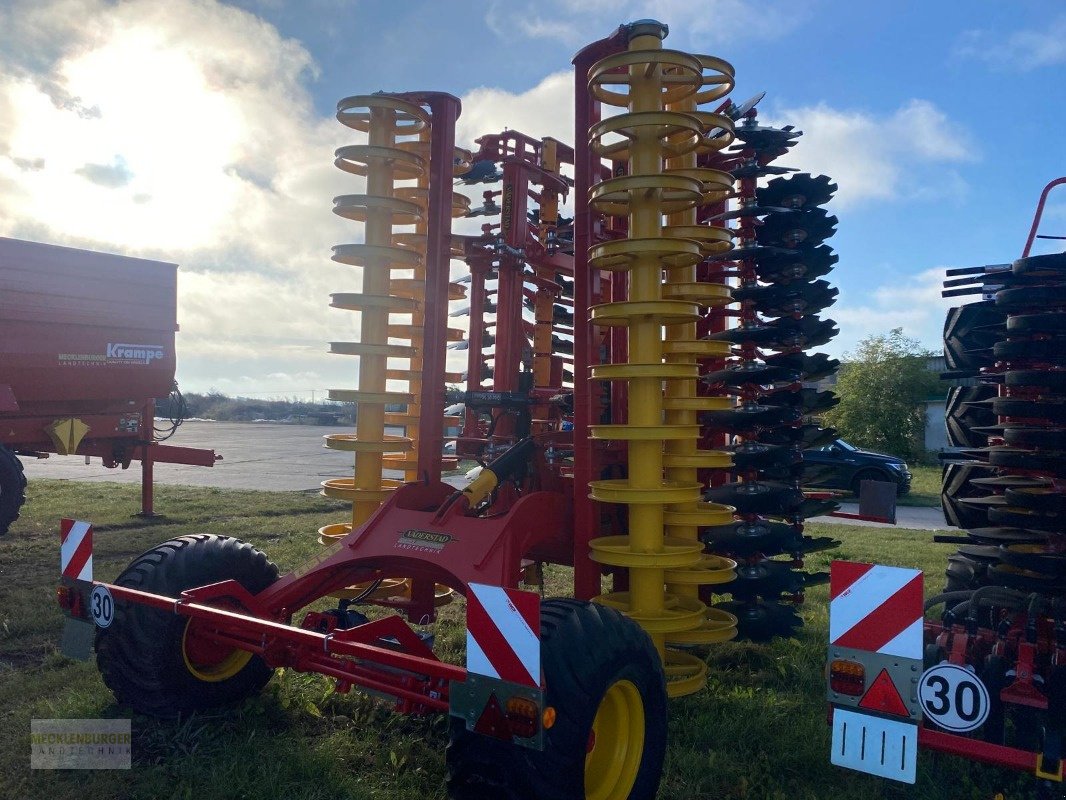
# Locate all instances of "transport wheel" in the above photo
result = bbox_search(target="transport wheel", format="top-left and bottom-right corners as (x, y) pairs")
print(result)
(446, 599), (667, 800)
(96, 534), (279, 718)
(943, 303), (1004, 373)
(942, 462), (994, 529)
(0, 445), (26, 535)
(946, 385), (996, 449)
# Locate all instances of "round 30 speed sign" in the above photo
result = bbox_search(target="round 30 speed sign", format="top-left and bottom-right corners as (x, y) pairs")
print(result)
(919, 663), (990, 733)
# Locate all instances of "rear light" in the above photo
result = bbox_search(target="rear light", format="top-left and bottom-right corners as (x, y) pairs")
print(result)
(56, 586), (74, 610)
(830, 658), (866, 696)
(505, 696), (540, 739)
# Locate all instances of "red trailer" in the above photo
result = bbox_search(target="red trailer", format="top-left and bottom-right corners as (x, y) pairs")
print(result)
(0, 236), (218, 533)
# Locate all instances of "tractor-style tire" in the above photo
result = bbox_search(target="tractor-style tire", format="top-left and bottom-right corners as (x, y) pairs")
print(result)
(96, 534), (279, 718)
(446, 599), (668, 800)
(943, 303), (1005, 373)
(0, 445), (26, 536)
(942, 462), (994, 529)
(946, 385), (996, 449)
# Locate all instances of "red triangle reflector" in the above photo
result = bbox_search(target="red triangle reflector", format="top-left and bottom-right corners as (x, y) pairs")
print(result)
(858, 668), (909, 717)
(474, 692), (511, 740)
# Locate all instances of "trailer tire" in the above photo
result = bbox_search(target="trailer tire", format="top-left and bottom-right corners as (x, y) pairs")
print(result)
(446, 598), (667, 800)
(0, 445), (26, 536)
(96, 534), (278, 718)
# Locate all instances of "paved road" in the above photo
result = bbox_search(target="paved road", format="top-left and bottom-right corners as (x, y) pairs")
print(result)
(22, 420), (948, 529)
(21, 420), (361, 493)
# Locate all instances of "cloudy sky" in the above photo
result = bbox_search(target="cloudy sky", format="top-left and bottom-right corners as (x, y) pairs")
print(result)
(1, 0), (1063, 398)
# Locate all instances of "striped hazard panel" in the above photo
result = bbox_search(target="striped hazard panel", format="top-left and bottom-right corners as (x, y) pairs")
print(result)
(60, 518), (93, 582)
(465, 583), (540, 687)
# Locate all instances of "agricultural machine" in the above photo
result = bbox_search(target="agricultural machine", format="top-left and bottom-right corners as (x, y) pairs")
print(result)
(0, 237), (217, 534)
(56, 20), (849, 798)
(826, 180), (1066, 797)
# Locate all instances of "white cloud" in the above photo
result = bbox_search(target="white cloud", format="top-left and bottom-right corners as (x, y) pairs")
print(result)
(0, 0), (389, 396)
(955, 16), (1066, 70)
(458, 71), (575, 152)
(829, 268), (954, 357)
(771, 99), (976, 209)
(486, 0), (810, 49)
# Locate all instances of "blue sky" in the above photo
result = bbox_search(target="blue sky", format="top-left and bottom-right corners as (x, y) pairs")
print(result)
(1, 0), (1063, 397)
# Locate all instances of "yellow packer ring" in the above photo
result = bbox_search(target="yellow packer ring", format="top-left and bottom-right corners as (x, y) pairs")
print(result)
(663, 282), (732, 306)
(590, 300), (700, 327)
(685, 110), (736, 152)
(332, 194), (423, 226)
(663, 502), (736, 527)
(328, 389), (415, 404)
(662, 224), (734, 255)
(330, 292), (419, 313)
(182, 621), (253, 683)
(334, 144), (425, 179)
(390, 278), (467, 301)
(324, 433), (412, 453)
(585, 679), (645, 800)
(588, 111), (704, 159)
(662, 450), (733, 468)
(394, 186), (472, 217)
(336, 94), (429, 133)
(589, 424), (701, 442)
(663, 167), (734, 202)
(589, 535), (704, 568)
(662, 340), (732, 358)
(588, 49), (704, 106)
(320, 478), (404, 504)
(692, 54), (736, 104)
(589, 479), (701, 505)
(330, 341), (417, 358)
(666, 608), (739, 647)
(664, 554), (737, 585)
(590, 362), (699, 381)
(331, 242), (422, 269)
(594, 593), (707, 634)
(588, 174), (703, 217)
(664, 650), (709, 698)
(589, 237), (703, 271)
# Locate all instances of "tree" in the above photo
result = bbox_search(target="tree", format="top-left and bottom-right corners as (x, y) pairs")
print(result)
(821, 328), (941, 462)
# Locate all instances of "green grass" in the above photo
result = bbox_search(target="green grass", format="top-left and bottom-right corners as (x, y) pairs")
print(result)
(897, 464), (941, 508)
(0, 480), (1040, 799)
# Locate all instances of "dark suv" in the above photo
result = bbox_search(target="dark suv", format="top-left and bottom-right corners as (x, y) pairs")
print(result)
(801, 438), (911, 496)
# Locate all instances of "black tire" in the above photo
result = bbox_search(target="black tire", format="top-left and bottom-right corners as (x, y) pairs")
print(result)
(993, 337), (1066, 363)
(988, 447), (1066, 476)
(941, 462), (995, 529)
(943, 303), (1005, 372)
(993, 397), (1066, 423)
(1005, 369), (1066, 390)
(946, 385), (996, 449)
(1007, 312), (1066, 334)
(995, 285), (1066, 309)
(1003, 426), (1066, 449)
(96, 534), (279, 718)
(0, 445), (26, 536)
(446, 599), (667, 800)
(1012, 252), (1066, 276)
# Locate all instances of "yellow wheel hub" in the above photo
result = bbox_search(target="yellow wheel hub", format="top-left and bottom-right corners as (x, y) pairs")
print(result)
(181, 621), (253, 683)
(585, 679), (645, 800)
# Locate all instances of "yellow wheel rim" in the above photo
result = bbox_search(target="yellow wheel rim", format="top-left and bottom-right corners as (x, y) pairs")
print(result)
(181, 621), (253, 683)
(585, 679), (645, 800)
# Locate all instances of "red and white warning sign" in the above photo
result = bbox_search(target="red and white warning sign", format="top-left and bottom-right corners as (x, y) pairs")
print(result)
(60, 518), (93, 581)
(465, 583), (540, 687)
(829, 561), (922, 659)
